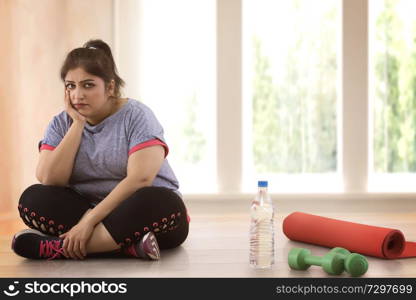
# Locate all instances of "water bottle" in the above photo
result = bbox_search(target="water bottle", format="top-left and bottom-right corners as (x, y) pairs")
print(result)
(249, 180), (275, 269)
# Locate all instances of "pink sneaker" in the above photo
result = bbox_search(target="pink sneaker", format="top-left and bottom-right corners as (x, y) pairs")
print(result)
(124, 232), (160, 260)
(12, 228), (66, 260)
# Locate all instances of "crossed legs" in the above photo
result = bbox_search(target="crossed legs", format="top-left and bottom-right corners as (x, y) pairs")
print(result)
(16, 184), (189, 259)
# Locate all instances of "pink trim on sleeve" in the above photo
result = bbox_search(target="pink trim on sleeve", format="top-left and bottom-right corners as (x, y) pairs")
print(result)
(128, 139), (169, 157)
(39, 144), (56, 151)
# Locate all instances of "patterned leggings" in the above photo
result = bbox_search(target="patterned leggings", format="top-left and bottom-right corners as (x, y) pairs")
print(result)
(17, 184), (189, 250)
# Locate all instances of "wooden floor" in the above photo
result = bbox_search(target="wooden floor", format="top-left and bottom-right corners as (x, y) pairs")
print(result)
(1, 198), (415, 278)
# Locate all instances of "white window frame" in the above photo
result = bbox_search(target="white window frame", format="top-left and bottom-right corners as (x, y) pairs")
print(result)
(114, 0), (416, 201)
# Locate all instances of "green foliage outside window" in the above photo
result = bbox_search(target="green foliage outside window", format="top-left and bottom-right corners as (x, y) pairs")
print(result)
(252, 1), (338, 173)
(373, 0), (416, 172)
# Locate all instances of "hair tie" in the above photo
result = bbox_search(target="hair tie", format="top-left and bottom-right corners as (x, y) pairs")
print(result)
(87, 46), (97, 50)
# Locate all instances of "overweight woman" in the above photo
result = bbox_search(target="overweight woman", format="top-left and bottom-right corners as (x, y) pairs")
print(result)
(11, 39), (189, 260)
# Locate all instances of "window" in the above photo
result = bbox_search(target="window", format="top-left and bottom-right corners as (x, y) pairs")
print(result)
(133, 0), (216, 193)
(243, 0), (341, 192)
(369, 0), (416, 191)
(117, 0), (416, 195)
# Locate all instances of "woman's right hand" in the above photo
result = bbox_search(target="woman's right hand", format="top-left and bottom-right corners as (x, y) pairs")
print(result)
(64, 89), (86, 123)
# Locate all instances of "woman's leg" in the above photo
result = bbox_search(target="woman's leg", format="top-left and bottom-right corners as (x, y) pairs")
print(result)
(18, 184), (92, 236)
(16, 184), (120, 257)
(74, 186), (189, 255)
(101, 186), (189, 251)
(77, 209), (120, 253)
(16, 184), (188, 258)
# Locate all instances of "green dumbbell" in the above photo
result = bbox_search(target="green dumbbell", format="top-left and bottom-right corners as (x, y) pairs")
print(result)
(288, 248), (345, 275)
(329, 247), (368, 277)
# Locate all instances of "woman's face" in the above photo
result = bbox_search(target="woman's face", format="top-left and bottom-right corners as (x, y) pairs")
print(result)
(64, 67), (113, 118)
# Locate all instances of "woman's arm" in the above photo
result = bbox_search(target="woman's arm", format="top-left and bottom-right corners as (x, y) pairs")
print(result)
(36, 90), (86, 186)
(36, 120), (85, 186)
(82, 145), (165, 226)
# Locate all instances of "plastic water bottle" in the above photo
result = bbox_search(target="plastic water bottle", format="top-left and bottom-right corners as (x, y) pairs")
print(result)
(249, 180), (275, 269)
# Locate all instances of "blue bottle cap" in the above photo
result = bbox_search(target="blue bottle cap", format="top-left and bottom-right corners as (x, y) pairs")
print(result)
(258, 181), (268, 187)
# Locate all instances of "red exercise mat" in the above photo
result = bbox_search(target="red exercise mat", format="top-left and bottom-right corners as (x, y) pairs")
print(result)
(282, 212), (416, 259)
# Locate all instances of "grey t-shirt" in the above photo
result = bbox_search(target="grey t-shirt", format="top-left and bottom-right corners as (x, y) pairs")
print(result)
(39, 98), (180, 202)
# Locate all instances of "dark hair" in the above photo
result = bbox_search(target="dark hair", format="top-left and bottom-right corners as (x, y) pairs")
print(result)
(60, 39), (125, 98)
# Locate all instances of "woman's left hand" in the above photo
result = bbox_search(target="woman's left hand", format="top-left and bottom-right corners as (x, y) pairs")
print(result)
(59, 220), (95, 259)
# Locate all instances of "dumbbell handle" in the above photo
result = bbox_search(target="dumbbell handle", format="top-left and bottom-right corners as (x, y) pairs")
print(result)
(304, 255), (324, 266)
(288, 248), (345, 275)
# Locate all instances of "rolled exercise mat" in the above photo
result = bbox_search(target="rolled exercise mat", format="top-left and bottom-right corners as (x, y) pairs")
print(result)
(283, 212), (416, 259)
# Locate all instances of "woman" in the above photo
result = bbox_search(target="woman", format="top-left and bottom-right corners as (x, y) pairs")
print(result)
(11, 39), (189, 260)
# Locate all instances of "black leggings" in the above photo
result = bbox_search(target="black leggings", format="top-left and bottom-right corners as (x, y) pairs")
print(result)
(18, 184), (189, 250)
